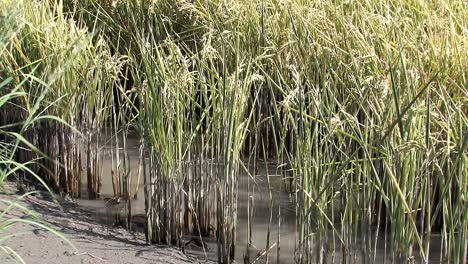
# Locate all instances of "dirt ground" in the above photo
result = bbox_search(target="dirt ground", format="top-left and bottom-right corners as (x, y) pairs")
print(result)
(0, 182), (213, 264)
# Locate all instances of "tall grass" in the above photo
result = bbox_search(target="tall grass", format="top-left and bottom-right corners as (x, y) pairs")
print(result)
(2, 0), (466, 263)
(0, 6), (75, 262)
(0, 73), (75, 263)
(1, 0), (124, 198)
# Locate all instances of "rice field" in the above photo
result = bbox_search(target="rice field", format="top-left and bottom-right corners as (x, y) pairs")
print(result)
(0, 0), (466, 263)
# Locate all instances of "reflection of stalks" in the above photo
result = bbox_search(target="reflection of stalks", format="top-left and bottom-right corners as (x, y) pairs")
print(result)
(111, 103), (121, 198)
(245, 184), (253, 263)
(245, 106), (260, 263)
(121, 124), (132, 224)
(134, 146), (142, 199)
(277, 158), (282, 264)
(262, 139), (273, 263)
(277, 202), (281, 264)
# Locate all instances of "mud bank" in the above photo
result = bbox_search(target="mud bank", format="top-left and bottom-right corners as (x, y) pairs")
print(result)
(0, 182), (213, 264)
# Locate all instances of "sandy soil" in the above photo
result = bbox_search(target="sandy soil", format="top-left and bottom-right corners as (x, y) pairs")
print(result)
(0, 182), (212, 264)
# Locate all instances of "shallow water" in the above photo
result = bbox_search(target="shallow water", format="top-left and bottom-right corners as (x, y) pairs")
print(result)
(74, 133), (446, 263)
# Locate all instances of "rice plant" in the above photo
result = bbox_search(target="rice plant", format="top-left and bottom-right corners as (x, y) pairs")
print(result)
(1, 0), (124, 198)
(2, 0), (466, 263)
(0, 8), (75, 261)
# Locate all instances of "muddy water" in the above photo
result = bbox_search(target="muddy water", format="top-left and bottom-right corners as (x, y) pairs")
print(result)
(77, 133), (147, 218)
(235, 164), (297, 264)
(75, 134), (445, 264)
(75, 133), (298, 263)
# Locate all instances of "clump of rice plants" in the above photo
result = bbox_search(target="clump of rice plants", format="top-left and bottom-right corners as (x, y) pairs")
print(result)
(131, 29), (258, 261)
(252, 1), (467, 263)
(2, 0), (466, 263)
(0, 8), (75, 261)
(0, 0), (124, 198)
